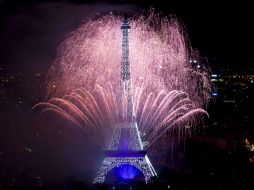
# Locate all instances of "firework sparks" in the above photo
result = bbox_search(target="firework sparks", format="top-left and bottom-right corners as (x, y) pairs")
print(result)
(34, 9), (212, 148)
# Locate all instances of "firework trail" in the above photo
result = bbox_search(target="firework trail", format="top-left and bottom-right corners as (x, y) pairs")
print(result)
(33, 9), (212, 148)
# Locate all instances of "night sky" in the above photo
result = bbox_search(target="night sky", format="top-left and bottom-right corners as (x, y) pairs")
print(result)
(0, 0), (253, 186)
(1, 0), (254, 69)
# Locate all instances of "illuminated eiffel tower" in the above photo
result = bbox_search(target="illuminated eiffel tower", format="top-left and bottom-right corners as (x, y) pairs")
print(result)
(94, 19), (157, 184)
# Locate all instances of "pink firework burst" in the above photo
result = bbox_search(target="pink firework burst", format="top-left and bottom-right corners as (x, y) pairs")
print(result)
(34, 9), (212, 148)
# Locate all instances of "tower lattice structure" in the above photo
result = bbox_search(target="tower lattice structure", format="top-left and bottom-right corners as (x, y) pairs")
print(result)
(94, 19), (157, 184)
(120, 19), (133, 122)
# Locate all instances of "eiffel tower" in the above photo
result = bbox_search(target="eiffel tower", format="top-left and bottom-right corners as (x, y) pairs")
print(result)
(93, 19), (157, 184)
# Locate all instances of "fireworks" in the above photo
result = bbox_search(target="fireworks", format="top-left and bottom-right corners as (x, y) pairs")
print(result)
(34, 9), (212, 148)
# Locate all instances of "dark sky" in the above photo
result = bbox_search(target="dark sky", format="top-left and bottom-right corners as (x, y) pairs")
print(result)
(0, 0), (253, 183)
(0, 0), (254, 70)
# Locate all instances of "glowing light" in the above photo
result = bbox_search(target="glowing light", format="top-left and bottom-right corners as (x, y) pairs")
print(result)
(34, 10), (211, 149)
(244, 139), (254, 164)
(25, 147), (32, 153)
(245, 139), (254, 152)
(118, 164), (141, 179)
(93, 156), (156, 183)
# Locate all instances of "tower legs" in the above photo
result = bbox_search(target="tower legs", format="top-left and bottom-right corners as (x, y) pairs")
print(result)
(93, 156), (157, 184)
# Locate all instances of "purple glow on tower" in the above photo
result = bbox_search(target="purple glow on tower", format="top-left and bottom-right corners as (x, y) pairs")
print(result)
(118, 164), (142, 180)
